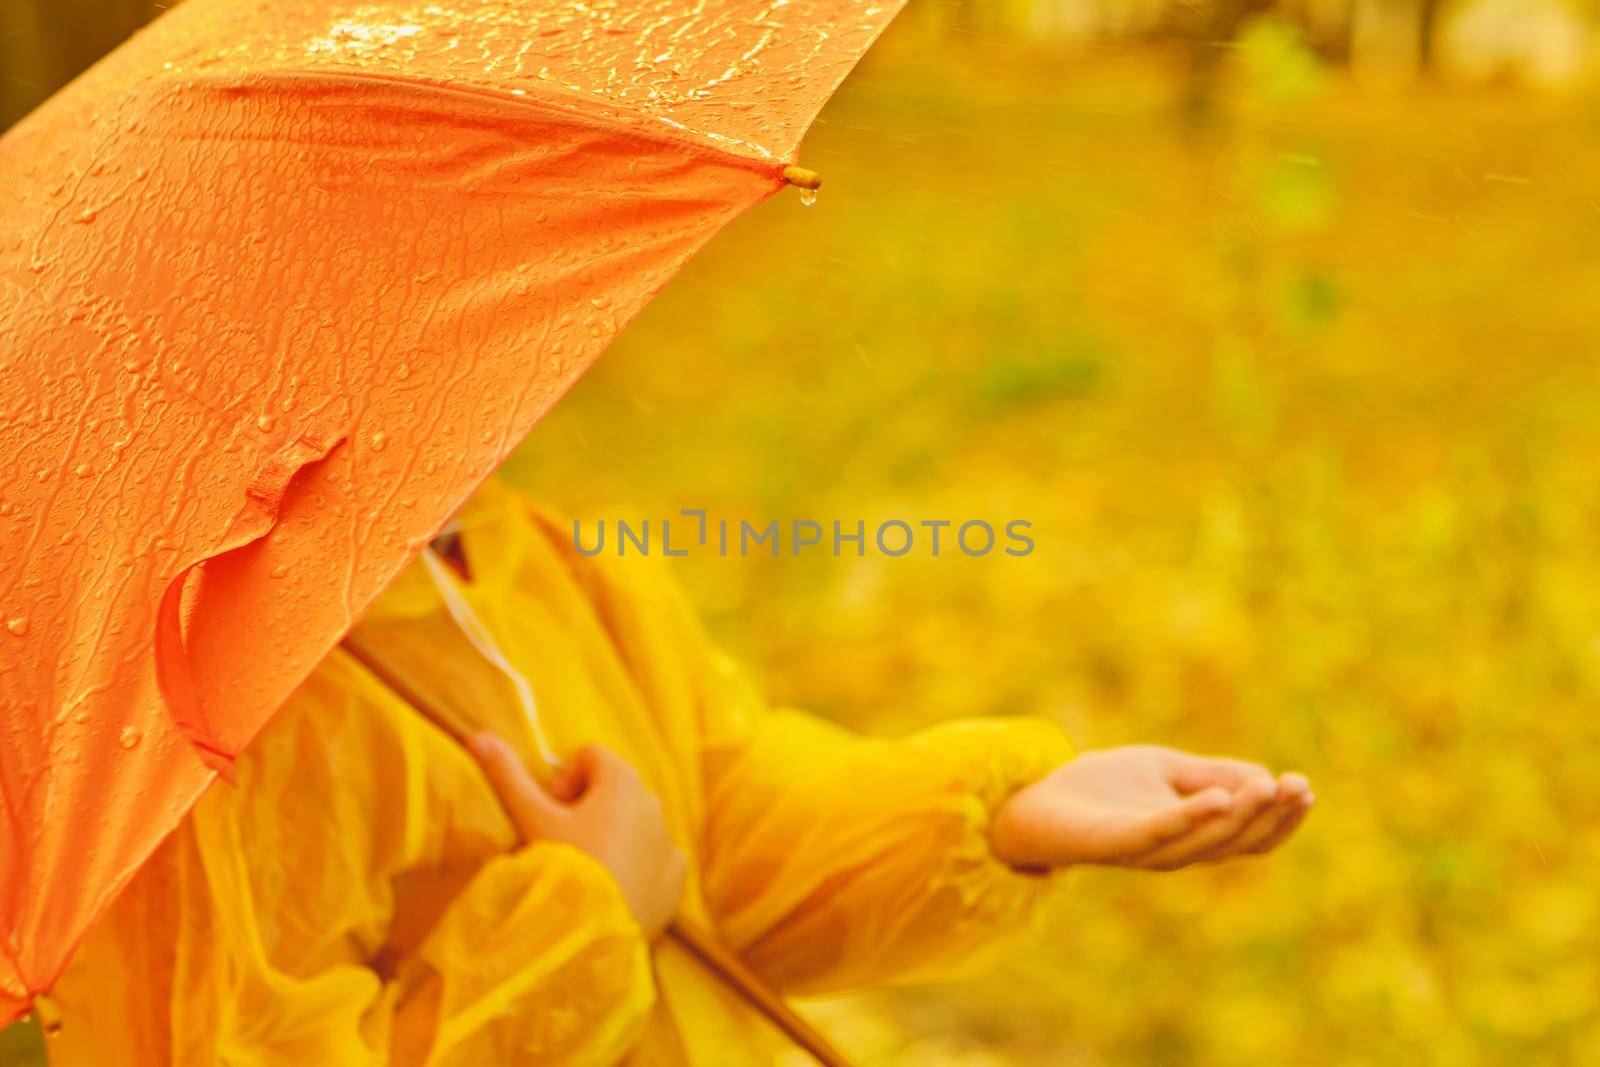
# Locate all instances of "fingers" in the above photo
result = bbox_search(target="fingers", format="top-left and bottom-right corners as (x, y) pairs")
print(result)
(1004, 785), (1233, 869)
(1133, 775), (1278, 870)
(563, 745), (643, 799)
(1114, 786), (1234, 858)
(1164, 750), (1276, 796)
(468, 733), (566, 843)
(1144, 772), (1315, 870)
(547, 761), (586, 802)
(1252, 797), (1311, 852)
(551, 745), (602, 800)
(1233, 774), (1314, 855)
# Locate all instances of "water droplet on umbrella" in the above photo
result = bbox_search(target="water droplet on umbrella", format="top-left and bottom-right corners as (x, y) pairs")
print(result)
(6, 617), (28, 636)
(370, 432), (387, 451)
(120, 726), (141, 749)
(257, 414), (277, 431)
(269, 563), (290, 579)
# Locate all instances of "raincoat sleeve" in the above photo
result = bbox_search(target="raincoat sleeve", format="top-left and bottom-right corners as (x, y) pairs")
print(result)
(513, 497), (1074, 998)
(696, 668), (1074, 996)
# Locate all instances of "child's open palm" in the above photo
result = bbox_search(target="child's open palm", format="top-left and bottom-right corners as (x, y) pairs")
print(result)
(991, 745), (1313, 871)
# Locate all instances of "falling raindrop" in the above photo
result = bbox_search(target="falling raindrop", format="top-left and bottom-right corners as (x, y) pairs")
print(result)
(799, 187), (817, 208)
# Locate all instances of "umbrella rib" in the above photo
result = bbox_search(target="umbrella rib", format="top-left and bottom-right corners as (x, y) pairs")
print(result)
(193, 68), (790, 173)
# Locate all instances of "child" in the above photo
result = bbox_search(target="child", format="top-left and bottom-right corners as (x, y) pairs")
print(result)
(42, 479), (1310, 1066)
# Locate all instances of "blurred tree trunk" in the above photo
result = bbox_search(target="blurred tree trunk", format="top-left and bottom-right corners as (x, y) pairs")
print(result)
(1182, 0), (1276, 127)
(1302, 0), (1358, 64)
(1416, 0), (1444, 71)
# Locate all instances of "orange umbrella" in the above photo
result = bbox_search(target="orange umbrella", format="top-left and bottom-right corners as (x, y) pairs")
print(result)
(0, 0), (901, 1021)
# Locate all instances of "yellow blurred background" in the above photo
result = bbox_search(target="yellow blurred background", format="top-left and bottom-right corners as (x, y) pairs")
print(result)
(6, 1), (1600, 1063)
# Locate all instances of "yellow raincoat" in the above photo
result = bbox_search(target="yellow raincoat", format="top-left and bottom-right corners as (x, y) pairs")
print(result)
(45, 481), (1072, 1065)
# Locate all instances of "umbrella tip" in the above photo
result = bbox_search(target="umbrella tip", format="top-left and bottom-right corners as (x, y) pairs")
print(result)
(781, 165), (821, 191)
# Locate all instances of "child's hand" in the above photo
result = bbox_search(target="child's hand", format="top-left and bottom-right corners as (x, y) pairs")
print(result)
(470, 735), (688, 938)
(990, 745), (1313, 871)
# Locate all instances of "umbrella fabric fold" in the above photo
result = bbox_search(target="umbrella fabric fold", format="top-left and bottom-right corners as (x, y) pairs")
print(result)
(0, 0), (903, 1017)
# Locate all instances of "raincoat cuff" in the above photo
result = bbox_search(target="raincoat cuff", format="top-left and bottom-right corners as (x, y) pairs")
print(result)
(915, 717), (1076, 872)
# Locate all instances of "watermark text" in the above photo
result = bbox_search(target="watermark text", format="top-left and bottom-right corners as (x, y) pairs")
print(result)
(573, 511), (1034, 558)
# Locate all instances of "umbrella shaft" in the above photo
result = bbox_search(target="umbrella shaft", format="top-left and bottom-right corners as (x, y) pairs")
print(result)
(665, 920), (855, 1067)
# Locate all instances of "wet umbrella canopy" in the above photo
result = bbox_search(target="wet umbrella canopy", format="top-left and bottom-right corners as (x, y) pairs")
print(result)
(0, 0), (902, 1017)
